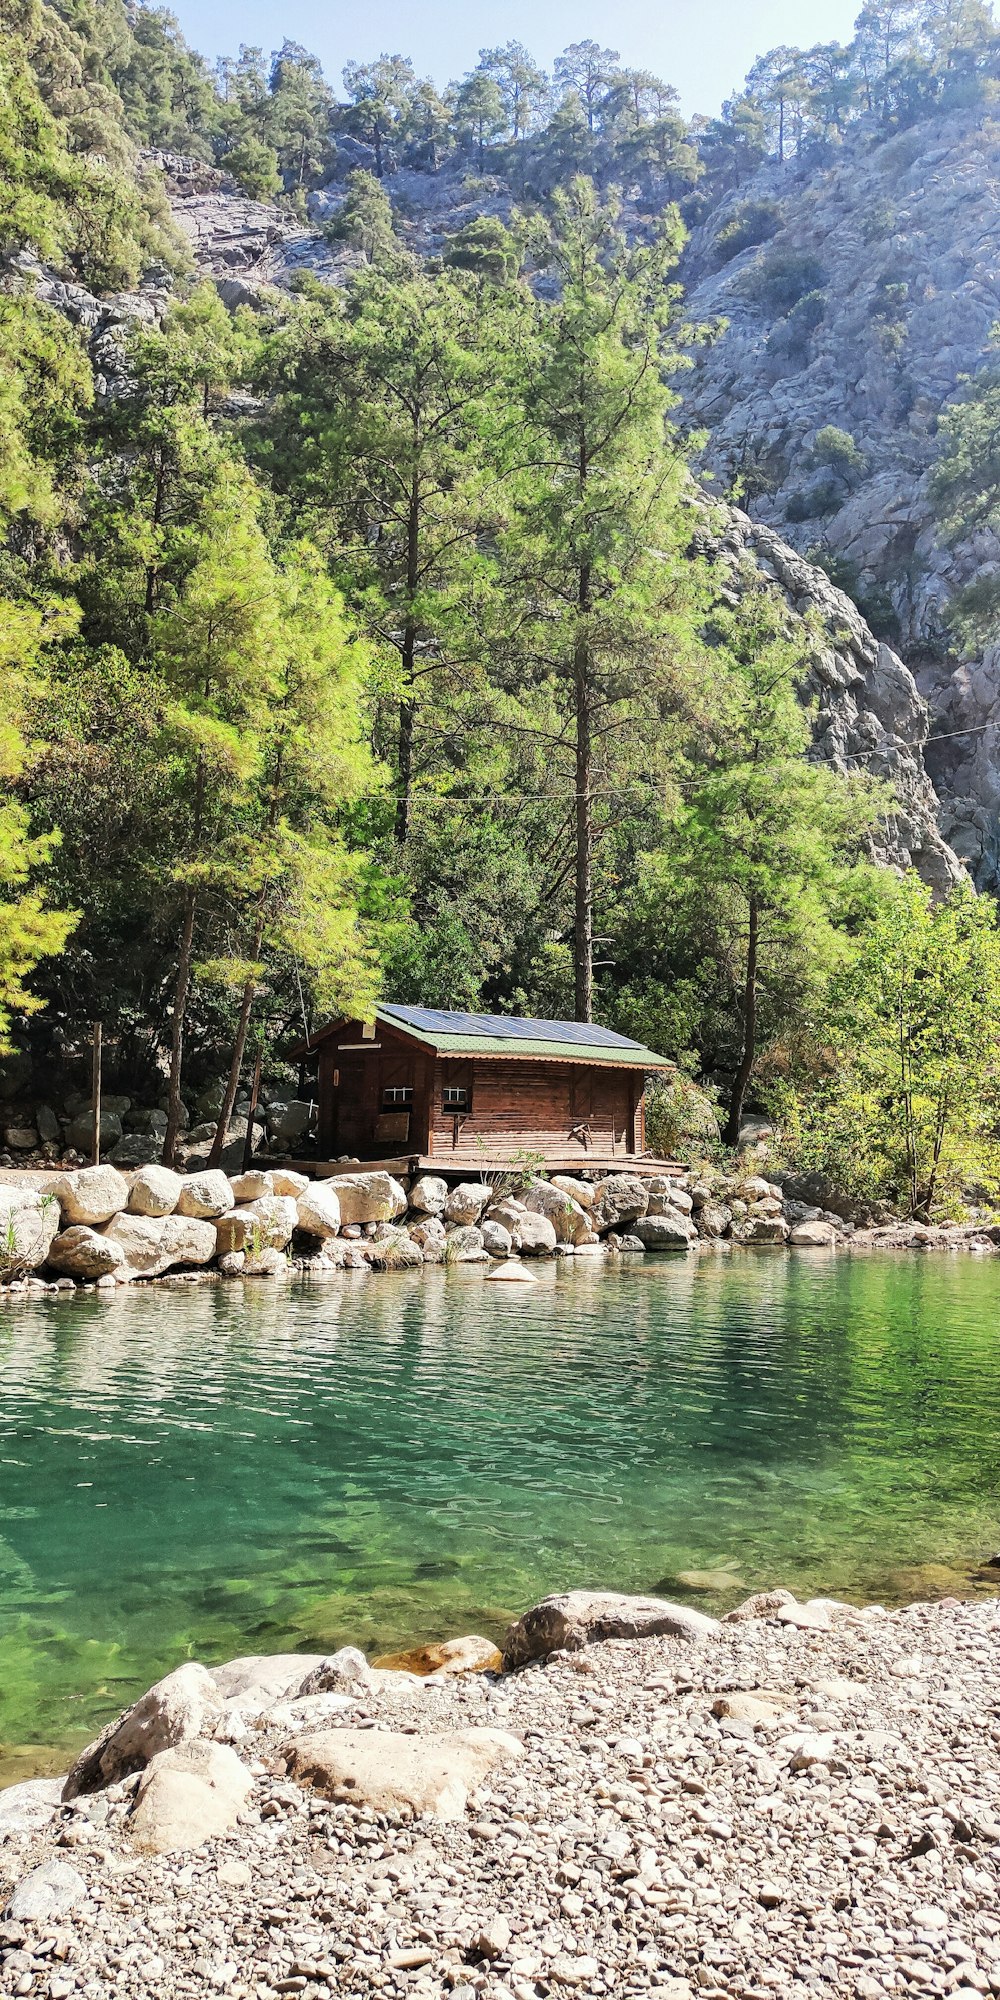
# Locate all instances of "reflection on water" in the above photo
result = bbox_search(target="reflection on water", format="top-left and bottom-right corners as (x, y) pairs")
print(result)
(1, 1252), (999, 1776)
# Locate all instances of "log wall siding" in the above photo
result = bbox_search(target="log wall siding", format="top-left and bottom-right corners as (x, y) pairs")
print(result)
(313, 1021), (643, 1159)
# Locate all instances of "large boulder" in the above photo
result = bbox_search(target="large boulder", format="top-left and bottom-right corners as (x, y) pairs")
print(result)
(0, 1188), (61, 1270)
(295, 1182), (342, 1239)
(634, 1211), (697, 1251)
(229, 1170), (274, 1201)
(105, 1212), (216, 1275)
(695, 1202), (732, 1240)
(214, 1194), (297, 1255)
(211, 1654), (326, 1704)
(591, 1174), (649, 1232)
(325, 1171), (407, 1227)
(63, 1661), (223, 1799)
(503, 1591), (720, 1668)
(790, 1220), (838, 1247)
(128, 1740), (253, 1855)
(408, 1174), (449, 1216)
(176, 1170), (235, 1219)
(444, 1182), (492, 1226)
(733, 1216), (790, 1245)
(284, 1726), (523, 1821)
(369, 1224), (424, 1268)
(480, 1219), (512, 1260)
(272, 1168), (309, 1197)
(66, 1110), (123, 1154)
(108, 1133), (161, 1167)
(373, 1636), (502, 1677)
(523, 1181), (592, 1245)
(516, 1212), (557, 1257)
(53, 1164), (129, 1227)
(443, 1224), (487, 1262)
(265, 1099), (316, 1145)
(46, 1226), (126, 1280)
(550, 1175), (596, 1209)
(128, 1164), (183, 1218)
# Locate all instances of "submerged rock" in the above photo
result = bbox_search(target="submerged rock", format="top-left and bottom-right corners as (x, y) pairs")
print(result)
(373, 1635), (502, 1677)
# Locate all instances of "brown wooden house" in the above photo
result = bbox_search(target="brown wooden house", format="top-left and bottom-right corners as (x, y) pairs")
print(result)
(295, 1005), (673, 1171)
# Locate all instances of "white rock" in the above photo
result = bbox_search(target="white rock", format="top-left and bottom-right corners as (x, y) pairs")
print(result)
(550, 1174), (595, 1209)
(271, 1168), (309, 1197)
(63, 1661), (224, 1798)
(53, 1164), (129, 1226)
(229, 1170), (275, 1201)
(325, 1171), (407, 1226)
(284, 1725), (523, 1820)
(523, 1181), (592, 1244)
(516, 1212), (558, 1256)
(127, 1164), (183, 1217)
(409, 1174), (450, 1215)
(176, 1170), (235, 1219)
(46, 1226), (126, 1280)
(444, 1182), (492, 1225)
(129, 1739), (253, 1854)
(0, 1188), (61, 1268)
(485, 1260), (536, 1283)
(295, 1181), (342, 1239)
(6, 1860), (86, 1921)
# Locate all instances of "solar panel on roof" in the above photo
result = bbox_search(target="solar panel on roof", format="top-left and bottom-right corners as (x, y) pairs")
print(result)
(379, 1004), (645, 1050)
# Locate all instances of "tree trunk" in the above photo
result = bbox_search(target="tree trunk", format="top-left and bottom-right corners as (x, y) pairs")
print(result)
(161, 884), (198, 1167)
(207, 966), (257, 1172)
(573, 627), (593, 1024)
(724, 896), (759, 1147)
(394, 467), (421, 845)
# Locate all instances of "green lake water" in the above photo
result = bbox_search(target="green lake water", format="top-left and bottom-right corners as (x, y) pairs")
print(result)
(1, 1251), (999, 1782)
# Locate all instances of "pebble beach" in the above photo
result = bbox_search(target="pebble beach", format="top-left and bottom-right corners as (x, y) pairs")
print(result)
(2, 1588), (1000, 2000)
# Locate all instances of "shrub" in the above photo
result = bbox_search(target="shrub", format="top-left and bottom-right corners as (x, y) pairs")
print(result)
(444, 216), (520, 283)
(767, 288), (827, 362)
(862, 202), (896, 244)
(714, 199), (783, 263)
(810, 425), (867, 479)
(742, 248), (826, 319)
(222, 138), (282, 201)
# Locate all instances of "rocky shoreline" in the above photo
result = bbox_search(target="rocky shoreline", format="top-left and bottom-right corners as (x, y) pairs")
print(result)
(0, 1160), (998, 1302)
(2, 1586), (1000, 1999)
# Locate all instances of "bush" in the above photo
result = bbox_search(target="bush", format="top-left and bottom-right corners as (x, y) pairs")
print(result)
(444, 216), (520, 283)
(810, 425), (867, 479)
(714, 199), (783, 263)
(222, 138), (282, 201)
(742, 248), (826, 319)
(644, 1073), (721, 1160)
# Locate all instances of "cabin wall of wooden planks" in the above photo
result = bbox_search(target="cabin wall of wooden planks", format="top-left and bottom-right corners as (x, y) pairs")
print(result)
(312, 1021), (644, 1160)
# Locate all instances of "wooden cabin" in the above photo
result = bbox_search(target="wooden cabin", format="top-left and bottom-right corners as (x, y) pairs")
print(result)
(294, 1005), (673, 1171)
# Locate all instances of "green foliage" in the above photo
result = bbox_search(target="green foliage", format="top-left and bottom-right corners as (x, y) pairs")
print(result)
(810, 425), (867, 478)
(443, 215), (521, 283)
(223, 135), (281, 199)
(323, 170), (400, 265)
(932, 326), (1000, 647)
(742, 247), (826, 318)
(714, 198), (783, 261)
(796, 878), (1000, 1217)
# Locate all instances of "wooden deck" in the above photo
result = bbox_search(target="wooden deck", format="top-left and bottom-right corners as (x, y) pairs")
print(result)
(284, 1154), (686, 1181)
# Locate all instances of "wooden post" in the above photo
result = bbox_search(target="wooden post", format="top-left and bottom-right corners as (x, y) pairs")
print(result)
(242, 1047), (263, 1174)
(91, 1021), (102, 1167)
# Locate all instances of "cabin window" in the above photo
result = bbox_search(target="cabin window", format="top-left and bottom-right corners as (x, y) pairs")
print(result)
(382, 1085), (413, 1108)
(443, 1085), (469, 1112)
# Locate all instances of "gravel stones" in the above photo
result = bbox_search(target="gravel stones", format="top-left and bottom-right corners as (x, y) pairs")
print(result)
(503, 1589), (721, 1666)
(283, 1725), (523, 1819)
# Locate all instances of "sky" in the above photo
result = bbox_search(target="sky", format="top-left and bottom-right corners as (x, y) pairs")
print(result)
(166, 0), (863, 118)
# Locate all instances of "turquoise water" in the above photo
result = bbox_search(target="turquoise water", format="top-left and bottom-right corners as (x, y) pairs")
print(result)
(1, 1252), (1000, 1780)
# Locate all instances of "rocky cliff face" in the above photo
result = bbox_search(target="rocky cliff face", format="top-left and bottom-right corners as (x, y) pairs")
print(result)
(680, 107), (1000, 884)
(715, 511), (963, 895)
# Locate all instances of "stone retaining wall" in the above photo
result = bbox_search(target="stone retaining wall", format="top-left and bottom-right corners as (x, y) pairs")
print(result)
(0, 1163), (994, 1295)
